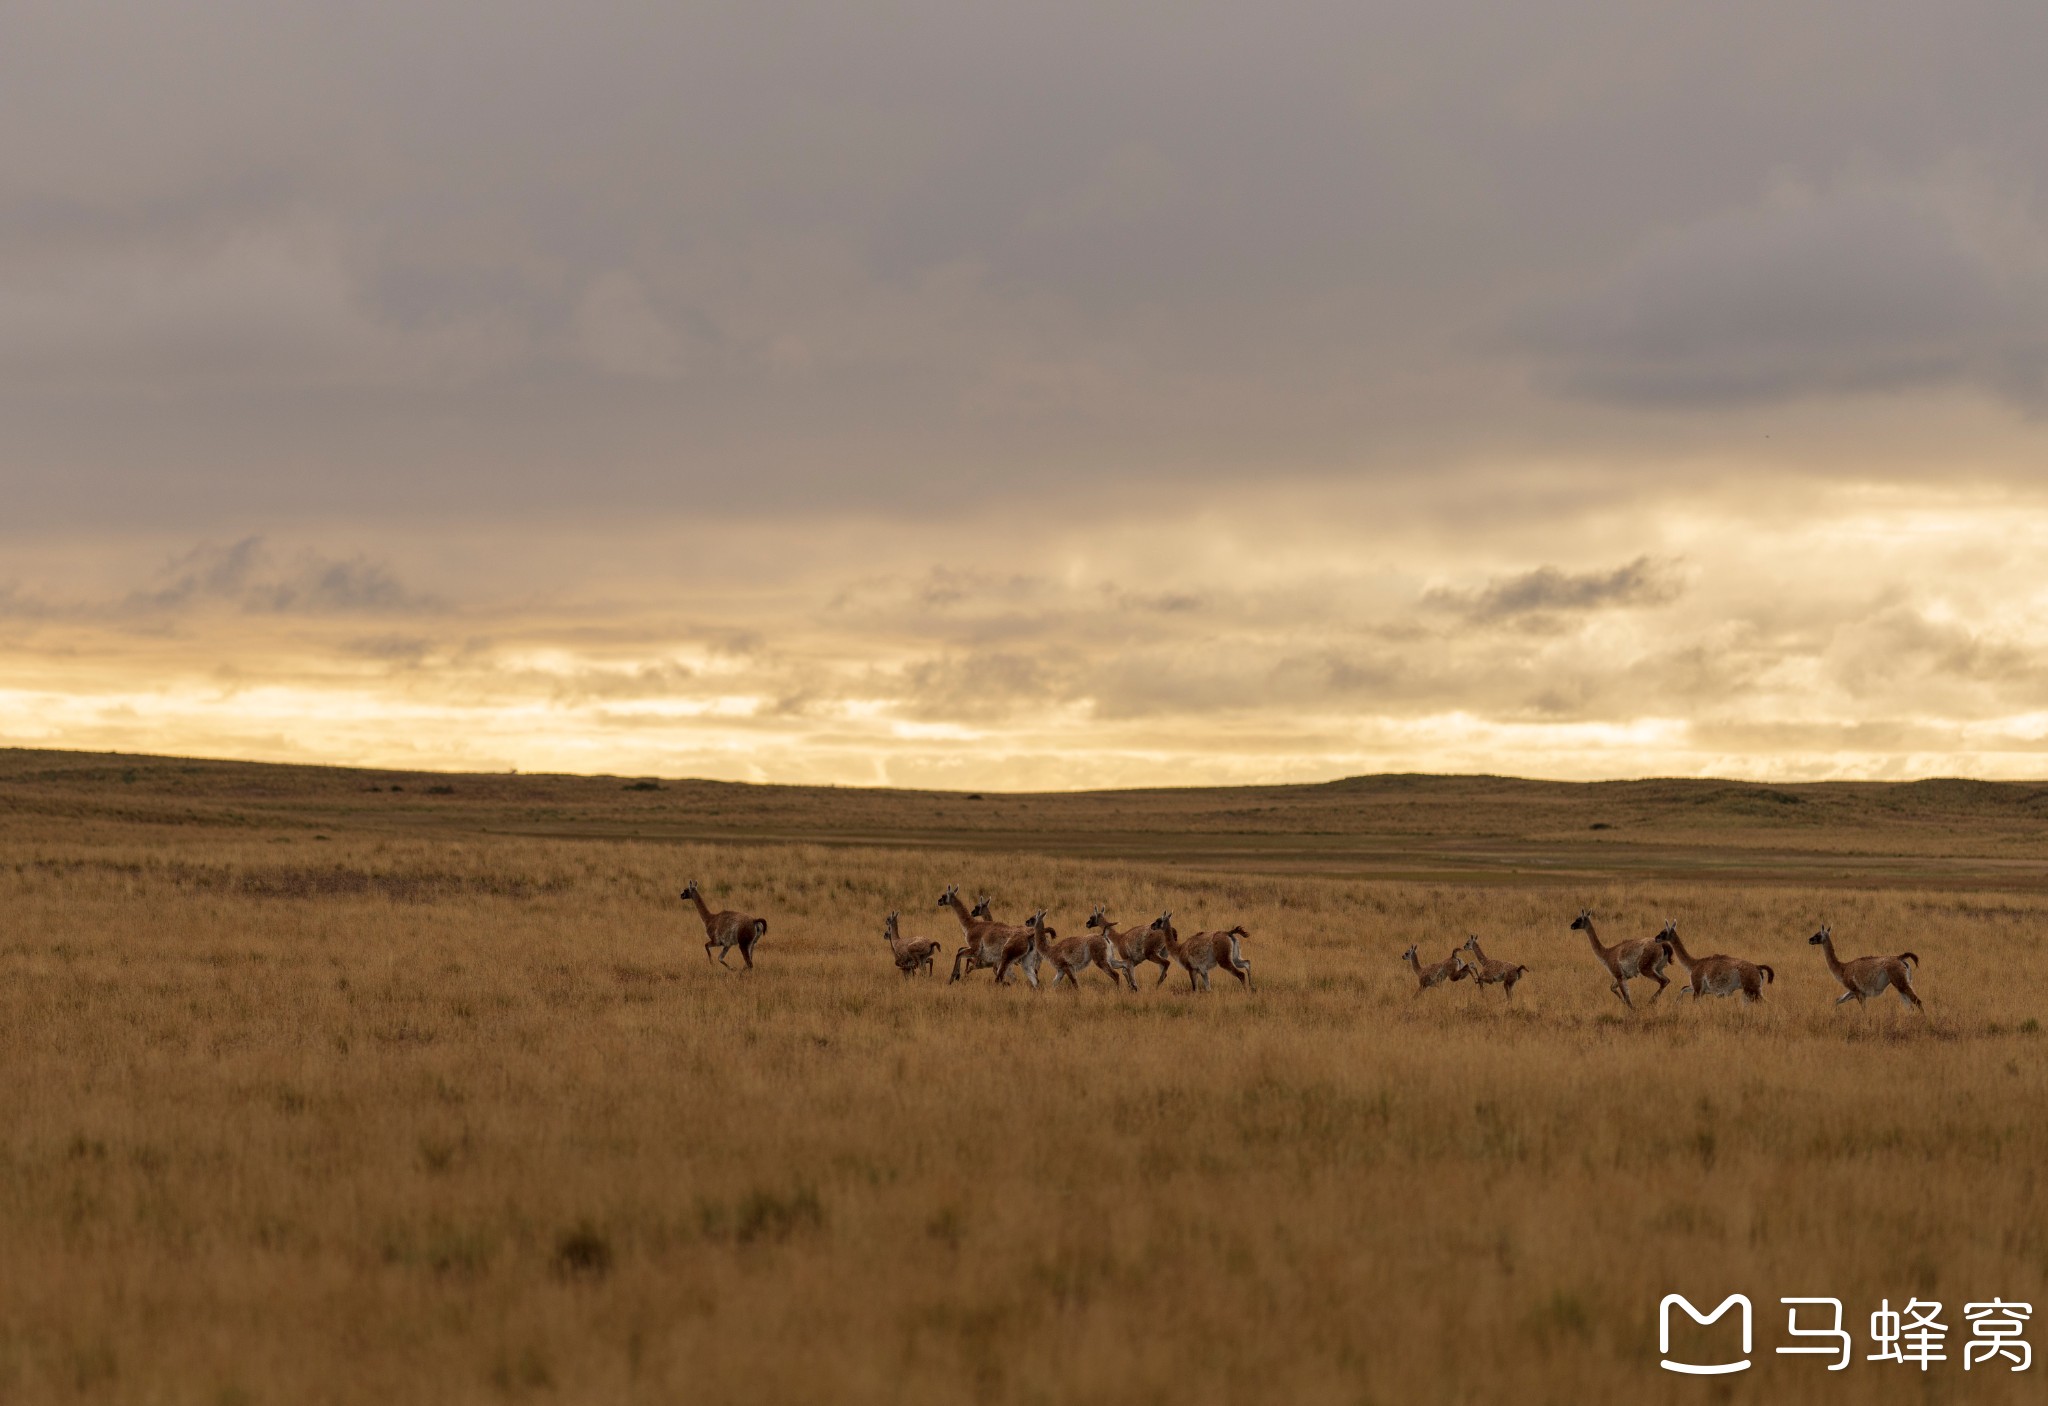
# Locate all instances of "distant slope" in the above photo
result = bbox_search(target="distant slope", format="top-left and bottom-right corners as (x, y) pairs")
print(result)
(5, 747), (2048, 887)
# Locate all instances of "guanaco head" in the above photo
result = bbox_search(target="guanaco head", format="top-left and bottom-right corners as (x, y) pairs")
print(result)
(1569, 909), (1593, 932)
(1085, 905), (1108, 930)
(1400, 943), (1419, 962)
(1150, 911), (1177, 945)
(680, 880), (700, 901)
(1807, 924), (1832, 946)
(969, 895), (994, 919)
(1461, 934), (1481, 953)
(936, 883), (958, 910)
(883, 910), (900, 941)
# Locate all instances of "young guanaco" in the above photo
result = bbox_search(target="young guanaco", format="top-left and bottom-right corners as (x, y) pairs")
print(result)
(882, 910), (942, 978)
(1401, 943), (1470, 993)
(1458, 934), (1530, 1000)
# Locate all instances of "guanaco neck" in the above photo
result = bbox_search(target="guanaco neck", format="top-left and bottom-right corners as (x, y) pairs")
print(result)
(1816, 933), (1845, 979)
(1403, 949), (1424, 974)
(1466, 937), (1490, 964)
(943, 892), (976, 931)
(1577, 919), (1617, 964)
(1662, 928), (1696, 971)
(687, 889), (714, 926)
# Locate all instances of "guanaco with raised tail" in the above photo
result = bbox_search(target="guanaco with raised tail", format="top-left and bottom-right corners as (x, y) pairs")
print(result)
(1158, 913), (1253, 993)
(1087, 906), (1174, 990)
(681, 880), (768, 970)
(882, 910), (942, 978)
(1659, 920), (1773, 1003)
(1458, 934), (1530, 1000)
(1567, 910), (1670, 1007)
(1809, 925), (1923, 1010)
(1401, 943), (1470, 993)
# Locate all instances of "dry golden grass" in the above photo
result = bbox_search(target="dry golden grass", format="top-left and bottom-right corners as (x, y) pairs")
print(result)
(1, 754), (2044, 1403)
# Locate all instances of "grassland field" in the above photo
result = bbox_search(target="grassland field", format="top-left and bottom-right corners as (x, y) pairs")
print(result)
(1, 749), (2044, 1404)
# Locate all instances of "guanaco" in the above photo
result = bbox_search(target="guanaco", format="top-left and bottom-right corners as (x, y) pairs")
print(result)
(681, 880), (768, 970)
(1087, 906), (1174, 990)
(971, 895), (1048, 988)
(1659, 920), (1773, 1003)
(1458, 934), (1531, 1000)
(939, 884), (1021, 984)
(1158, 913), (1253, 992)
(1401, 943), (1471, 993)
(882, 910), (941, 978)
(1024, 909), (1130, 991)
(1567, 910), (1670, 1007)
(1809, 925), (1923, 1010)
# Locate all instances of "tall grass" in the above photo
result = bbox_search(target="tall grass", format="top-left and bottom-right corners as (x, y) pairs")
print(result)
(0, 820), (2042, 1403)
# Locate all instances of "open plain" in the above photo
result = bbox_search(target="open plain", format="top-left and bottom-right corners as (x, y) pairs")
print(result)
(1, 749), (2044, 1404)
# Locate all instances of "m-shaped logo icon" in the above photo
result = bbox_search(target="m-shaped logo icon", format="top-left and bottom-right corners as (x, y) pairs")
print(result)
(1660, 1294), (1753, 1375)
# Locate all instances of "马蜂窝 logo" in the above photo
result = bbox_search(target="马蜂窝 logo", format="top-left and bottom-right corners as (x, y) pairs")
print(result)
(1656, 1293), (2031, 1375)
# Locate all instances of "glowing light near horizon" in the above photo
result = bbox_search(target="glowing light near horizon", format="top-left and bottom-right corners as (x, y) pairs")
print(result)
(7, 485), (2048, 787)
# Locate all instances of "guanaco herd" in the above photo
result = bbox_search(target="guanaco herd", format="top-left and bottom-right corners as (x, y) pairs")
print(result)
(681, 880), (1925, 1010)
(1401, 909), (1922, 1011)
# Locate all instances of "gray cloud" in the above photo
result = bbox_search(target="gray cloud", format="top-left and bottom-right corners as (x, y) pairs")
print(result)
(1519, 176), (2048, 409)
(4, 3), (2048, 533)
(125, 538), (431, 617)
(1425, 556), (1683, 622)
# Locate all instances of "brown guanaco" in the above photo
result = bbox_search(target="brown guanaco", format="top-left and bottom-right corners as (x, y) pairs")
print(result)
(1087, 906), (1174, 990)
(1659, 920), (1773, 1003)
(1401, 943), (1471, 993)
(681, 880), (768, 970)
(1458, 934), (1531, 1000)
(881, 910), (942, 978)
(1024, 910), (1131, 991)
(1808, 925), (1923, 1010)
(1157, 913), (1253, 992)
(1567, 909), (1670, 1007)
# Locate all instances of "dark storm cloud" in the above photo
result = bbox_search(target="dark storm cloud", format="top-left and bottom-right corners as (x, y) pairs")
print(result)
(5, 1), (2048, 531)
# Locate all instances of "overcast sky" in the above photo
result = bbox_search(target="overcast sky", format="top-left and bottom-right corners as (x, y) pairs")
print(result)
(5, 2), (2048, 785)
